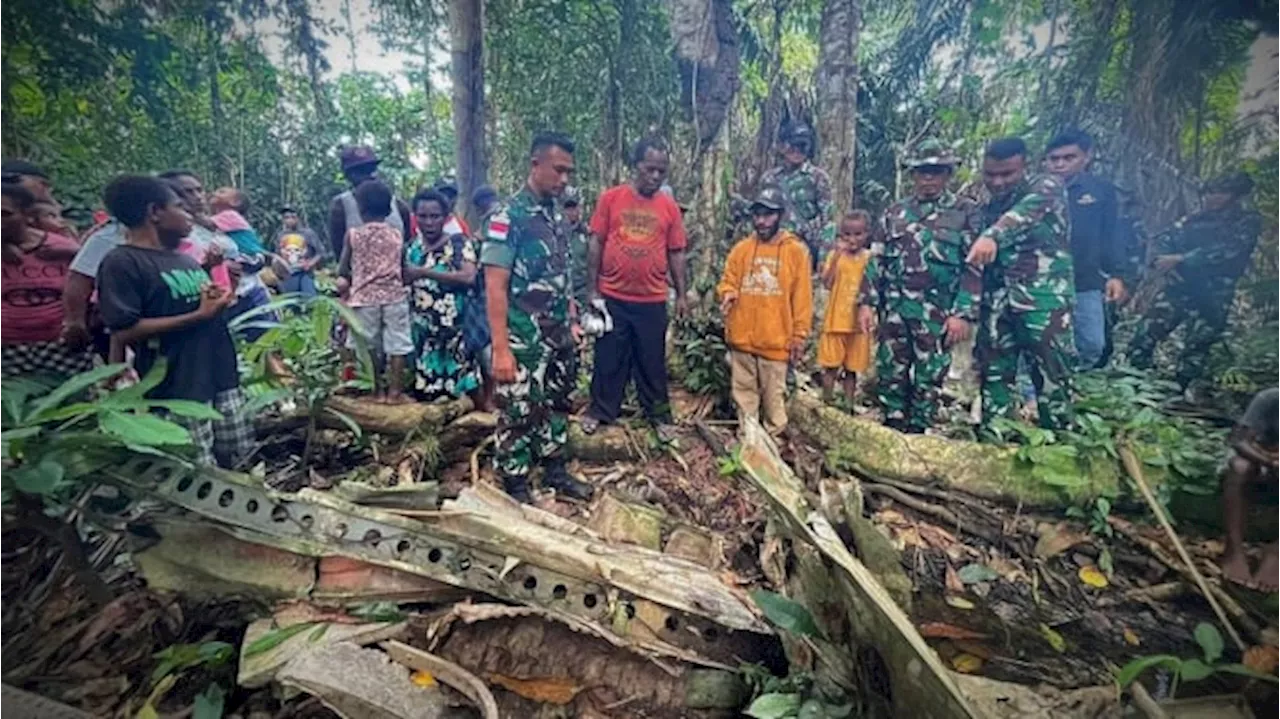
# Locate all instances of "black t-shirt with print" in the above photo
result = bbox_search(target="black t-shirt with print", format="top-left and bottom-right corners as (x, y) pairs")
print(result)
(97, 245), (239, 403)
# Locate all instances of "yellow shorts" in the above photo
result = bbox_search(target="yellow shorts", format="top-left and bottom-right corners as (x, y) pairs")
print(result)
(818, 331), (871, 372)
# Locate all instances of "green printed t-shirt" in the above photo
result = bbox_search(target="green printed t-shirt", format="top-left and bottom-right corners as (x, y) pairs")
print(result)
(97, 245), (238, 402)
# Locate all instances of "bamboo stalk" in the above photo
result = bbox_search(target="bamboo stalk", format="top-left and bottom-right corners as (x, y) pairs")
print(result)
(1118, 442), (1246, 652)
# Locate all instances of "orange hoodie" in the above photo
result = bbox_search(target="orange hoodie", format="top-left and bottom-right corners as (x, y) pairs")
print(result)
(717, 230), (814, 361)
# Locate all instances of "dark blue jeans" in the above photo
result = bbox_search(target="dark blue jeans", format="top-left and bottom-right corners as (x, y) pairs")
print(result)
(280, 270), (317, 298)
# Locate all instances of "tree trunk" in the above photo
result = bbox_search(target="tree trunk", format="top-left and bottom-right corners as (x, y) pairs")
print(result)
(450, 0), (487, 226)
(786, 392), (1168, 507)
(815, 0), (860, 218)
(204, 3), (230, 184)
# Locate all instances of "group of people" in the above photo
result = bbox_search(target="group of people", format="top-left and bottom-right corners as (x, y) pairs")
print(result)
(0, 126), (1270, 523)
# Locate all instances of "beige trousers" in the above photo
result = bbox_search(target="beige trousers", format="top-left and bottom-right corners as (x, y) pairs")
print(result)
(730, 350), (789, 435)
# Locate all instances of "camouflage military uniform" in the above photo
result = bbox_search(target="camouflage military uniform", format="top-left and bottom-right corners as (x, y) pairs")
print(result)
(1128, 206), (1262, 388)
(957, 175), (1076, 434)
(761, 161), (834, 264)
(480, 187), (575, 480)
(863, 191), (979, 432)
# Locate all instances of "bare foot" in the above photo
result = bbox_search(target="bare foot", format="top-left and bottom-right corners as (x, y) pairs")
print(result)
(1221, 551), (1254, 588)
(1252, 547), (1278, 592)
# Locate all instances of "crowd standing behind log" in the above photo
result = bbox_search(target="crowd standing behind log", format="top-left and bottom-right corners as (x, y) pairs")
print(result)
(0, 124), (1273, 586)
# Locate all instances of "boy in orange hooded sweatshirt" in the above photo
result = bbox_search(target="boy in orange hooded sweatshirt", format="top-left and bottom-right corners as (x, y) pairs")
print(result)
(717, 186), (813, 435)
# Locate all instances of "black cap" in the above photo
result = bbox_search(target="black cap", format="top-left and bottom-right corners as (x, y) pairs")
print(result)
(1, 159), (48, 180)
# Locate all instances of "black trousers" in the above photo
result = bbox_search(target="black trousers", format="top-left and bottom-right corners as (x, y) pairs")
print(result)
(588, 298), (672, 424)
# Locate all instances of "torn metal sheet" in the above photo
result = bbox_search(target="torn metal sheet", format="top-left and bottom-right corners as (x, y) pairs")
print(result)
(735, 419), (980, 719)
(103, 457), (771, 667)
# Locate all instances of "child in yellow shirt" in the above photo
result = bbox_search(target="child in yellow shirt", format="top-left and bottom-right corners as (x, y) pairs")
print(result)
(818, 211), (872, 403)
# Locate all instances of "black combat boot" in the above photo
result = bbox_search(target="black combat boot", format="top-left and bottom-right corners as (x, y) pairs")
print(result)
(542, 459), (594, 501)
(501, 474), (533, 504)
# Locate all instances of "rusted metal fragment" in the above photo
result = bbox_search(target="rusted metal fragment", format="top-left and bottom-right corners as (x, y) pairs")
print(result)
(104, 458), (771, 668)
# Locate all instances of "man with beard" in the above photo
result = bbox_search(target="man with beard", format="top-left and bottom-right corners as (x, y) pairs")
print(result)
(859, 137), (980, 433)
(717, 186), (813, 436)
(581, 138), (689, 439)
(482, 132), (594, 504)
(959, 137), (1075, 436)
(97, 175), (249, 468)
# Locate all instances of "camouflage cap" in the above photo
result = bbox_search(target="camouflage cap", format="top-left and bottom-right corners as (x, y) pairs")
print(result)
(905, 137), (958, 168)
(1202, 171), (1253, 197)
(562, 185), (582, 206)
(750, 185), (787, 212)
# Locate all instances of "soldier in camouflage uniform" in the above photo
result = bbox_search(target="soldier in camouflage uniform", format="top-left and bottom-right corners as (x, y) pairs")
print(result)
(859, 138), (980, 433)
(761, 124), (834, 268)
(561, 185), (590, 310)
(1128, 172), (1262, 390)
(959, 137), (1076, 435)
(481, 132), (594, 503)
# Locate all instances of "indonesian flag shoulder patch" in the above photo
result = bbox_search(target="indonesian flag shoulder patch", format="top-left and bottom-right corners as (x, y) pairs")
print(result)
(486, 211), (511, 241)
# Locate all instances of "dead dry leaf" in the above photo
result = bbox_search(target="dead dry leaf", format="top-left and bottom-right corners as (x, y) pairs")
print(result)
(1243, 645), (1279, 675)
(489, 674), (583, 705)
(1033, 522), (1088, 560)
(945, 563), (964, 594)
(945, 595), (975, 611)
(917, 622), (989, 641)
(1078, 566), (1108, 589)
(411, 670), (437, 687)
(1039, 623), (1066, 653)
(1123, 627), (1141, 647)
(951, 653), (984, 674)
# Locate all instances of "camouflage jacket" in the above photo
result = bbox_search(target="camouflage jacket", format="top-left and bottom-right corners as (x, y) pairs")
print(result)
(861, 191), (980, 321)
(761, 161), (834, 246)
(955, 175), (1074, 319)
(566, 220), (591, 308)
(1152, 207), (1262, 302)
(479, 186), (572, 355)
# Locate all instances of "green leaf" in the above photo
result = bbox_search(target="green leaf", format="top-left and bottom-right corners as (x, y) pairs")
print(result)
(750, 590), (823, 638)
(101, 360), (167, 406)
(745, 692), (803, 719)
(348, 602), (407, 623)
(2, 375), (53, 425)
(27, 363), (129, 421)
(2, 426), (43, 444)
(956, 563), (1000, 584)
(323, 407), (363, 438)
(13, 457), (65, 495)
(1179, 658), (1214, 682)
(243, 622), (317, 657)
(100, 411), (192, 446)
(192, 682), (225, 719)
(308, 623), (330, 643)
(1113, 654), (1181, 689)
(1193, 622), (1224, 664)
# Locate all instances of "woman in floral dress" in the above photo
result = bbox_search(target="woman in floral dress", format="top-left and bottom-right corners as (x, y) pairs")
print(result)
(403, 191), (481, 401)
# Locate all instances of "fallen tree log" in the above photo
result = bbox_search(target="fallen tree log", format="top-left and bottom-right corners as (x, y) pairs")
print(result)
(787, 391), (1165, 507)
(731, 419), (981, 719)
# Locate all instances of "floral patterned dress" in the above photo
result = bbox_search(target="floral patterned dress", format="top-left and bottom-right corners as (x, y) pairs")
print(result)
(404, 232), (481, 400)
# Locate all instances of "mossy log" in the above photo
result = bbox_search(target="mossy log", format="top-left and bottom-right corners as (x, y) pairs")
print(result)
(323, 395), (473, 435)
(787, 392), (1165, 507)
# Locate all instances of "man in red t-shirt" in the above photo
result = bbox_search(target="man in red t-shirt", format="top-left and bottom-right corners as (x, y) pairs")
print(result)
(582, 138), (689, 437)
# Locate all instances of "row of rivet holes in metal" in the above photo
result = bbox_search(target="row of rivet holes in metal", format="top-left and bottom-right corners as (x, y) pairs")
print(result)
(160, 470), (726, 635)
